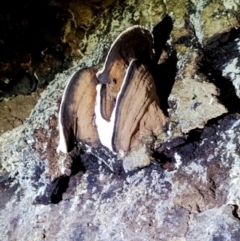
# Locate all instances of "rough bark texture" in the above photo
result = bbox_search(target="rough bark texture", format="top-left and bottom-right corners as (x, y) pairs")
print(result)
(1, 0), (240, 240)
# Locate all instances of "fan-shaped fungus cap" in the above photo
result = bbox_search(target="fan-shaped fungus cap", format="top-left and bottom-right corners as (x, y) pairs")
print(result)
(97, 26), (155, 121)
(57, 68), (99, 153)
(95, 60), (167, 153)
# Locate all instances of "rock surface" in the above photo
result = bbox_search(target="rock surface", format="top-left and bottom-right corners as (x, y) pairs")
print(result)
(0, 89), (42, 135)
(168, 47), (227, 133)
(1, 114), (240, 240)
(0, 0), (240, 240)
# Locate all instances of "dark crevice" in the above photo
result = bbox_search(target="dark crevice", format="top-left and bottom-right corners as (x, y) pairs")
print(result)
(152, 15), (173, 63)
(151, 50), (178, 116)
(50, 175), (70, 204)
(204, 27), (240, 51)
(184, 128), (202, 144)
(51, 153), (86, 204)
(231, 205), (240, 220)
(71, 154), (86, 176)
(151, 15), (177, 116)
(151, 151), (174, 171)
(199, 61), (240, 113)
(200, 27), (240, 113)
(201, 113), (230, 127)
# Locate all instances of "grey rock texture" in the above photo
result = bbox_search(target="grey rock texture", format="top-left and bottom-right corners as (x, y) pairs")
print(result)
(1, 114), (240, 241)
(1, 0), (240, 240)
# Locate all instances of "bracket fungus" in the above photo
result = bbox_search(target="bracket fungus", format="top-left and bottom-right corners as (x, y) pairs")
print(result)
(57, 68), (100, 153)
(57, 25), (168, 165)
(97, 26), (155, 121)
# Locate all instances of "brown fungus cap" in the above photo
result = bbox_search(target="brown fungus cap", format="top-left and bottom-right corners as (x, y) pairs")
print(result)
(97, 26), (155, 121)
(57, 68), (100, 153)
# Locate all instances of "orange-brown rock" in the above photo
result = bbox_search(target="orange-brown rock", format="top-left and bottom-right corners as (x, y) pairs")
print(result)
(57, 68), (99, 153)
(112, 60), (167, 152)
(97, 26), (154, 121)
